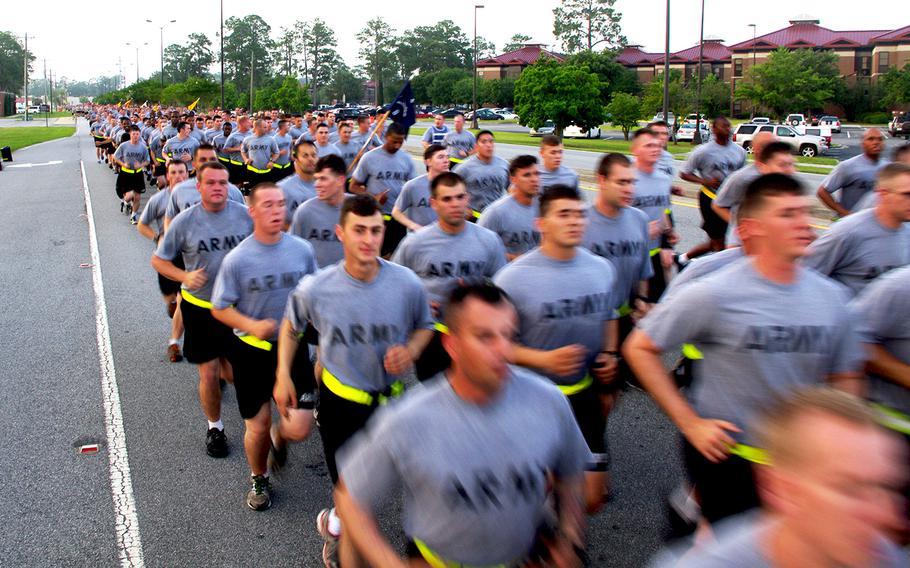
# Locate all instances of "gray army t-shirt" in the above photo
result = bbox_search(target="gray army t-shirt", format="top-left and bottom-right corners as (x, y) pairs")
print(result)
(288, 197), (345, 268)
(822, 153), (887, 212)
(212, 234), (317, 341)
(494, 248), (616, 386)
(332, 140), (361, 169)
(352, 147), (417, 215)
(454, 155), (510, 214)
(538, 165), (579, 191)
(164, 178), (245, 220)
(478, 195), (540, 257)
(154, 200), (253, 302)
(681, 140), (747, 186)
(632, 167), (674, 250)
(273, 133), (294, 167)
(582, 205), (653, 309)
(338, 368), (590, 566)
(713, 164), (761, 246)
(277, 174), (316, 225)
(162, 136), (201, 170)
(661, 247), (745, 302)
(113, 141), (149, 169)
(392, 222), (507, 310)
(224, 130), (251, 164)
(393, 174), (438, 228)
(314, 142), (340, 159)
(138, 188), (171, 236)
(851, 265), (910, 416)
(284, 259), (434, 392)
(443, 129), (476, 160)
(639, 257), (864, 444)
(803, 208), (910, 297)
(241, 134), (279, 170)
(656, 150), (677, 180)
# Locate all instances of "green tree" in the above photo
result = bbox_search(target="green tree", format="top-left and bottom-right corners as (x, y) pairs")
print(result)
(605, 92), (641, 139)
(270, 76), (310, 111)
(503, 34), (532, 53)
(566, 50), (640, 103)
(693, 74), (732, 118)
(276, 26), (299, 77)
(0, 31), (34, 93)
(357, 18), (399, 105)
(514, 57), (605, 139)
(324, 66), (364, 104)
(184, 33), (215, 78)
(480, 79), (516, 107)
(640, 69), (688, 118)
(122, 79), (164, 106)
(223, 15), (276, 94)
(411, 71), (436, 104)
(302, 19), (340, 106)
(396, 21), (472, 76)
(553, 0), (626, 53)
(163, 43), (190, 82)
(428, 68), (471, 106)
(453, 77), (475, 105)
(735, 48), (843, 120)
(475, 37), (497, 60)
(880, 64), (910, 110)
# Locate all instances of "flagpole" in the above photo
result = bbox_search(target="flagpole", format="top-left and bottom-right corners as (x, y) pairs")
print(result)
(346, 110), (389, 174)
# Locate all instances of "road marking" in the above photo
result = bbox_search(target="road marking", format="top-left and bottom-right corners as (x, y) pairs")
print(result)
(79, 161), (145, 568)
(6, 160), (63, 168)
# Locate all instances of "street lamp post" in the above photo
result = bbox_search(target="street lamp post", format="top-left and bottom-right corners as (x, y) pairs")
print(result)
(748, 23), (756, 118)
(126, 42), (148, 84)
(693, 0), (705, 145)
(472, 4), (484, 130)
(662, 0), (670, 132)
(23, 33), (29, 121)
(147, 19), (176, 87)
(220, 0), (225, 110)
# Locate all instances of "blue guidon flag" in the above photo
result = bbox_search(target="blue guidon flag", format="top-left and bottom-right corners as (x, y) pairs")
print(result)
(388, 81), (416, 136)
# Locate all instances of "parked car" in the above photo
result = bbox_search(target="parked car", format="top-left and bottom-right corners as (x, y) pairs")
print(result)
(732, 123), (827, 157)
(785, 113), (806, 127)
(751, 117), (771, 125)
(333, 107), (362, 121)
(529, 121), (601, 138)
(795, 125), (833, 146)
(675, 122), (712, 142)
(439, 108), (464, 118)
(495, 110), (518, 120)
(651, 112), (677, 127)
(890, 112), (910, 140)
(683, 113), (706, 124)
(27, 105), (41, 114)
(465, 108), (504, 121)
(817, 115), (841, 133)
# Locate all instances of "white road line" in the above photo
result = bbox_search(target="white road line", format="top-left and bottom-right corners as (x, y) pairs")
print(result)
(79, 161), (145, 568)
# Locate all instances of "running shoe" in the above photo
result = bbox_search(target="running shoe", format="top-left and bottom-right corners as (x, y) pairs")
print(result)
(130, 212), (138, 225)
(205, 428), (228, 458)
(167, 343), (183, 363)
(317, 508), (340, 568)
(246, 475), (272, 511)
(120, 200), (125, 213)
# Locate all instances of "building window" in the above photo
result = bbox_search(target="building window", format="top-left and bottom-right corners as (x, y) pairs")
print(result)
(856, 56), (871, 77)
(733, 59), (743, 77)
(711, 63), (725, 80)
(879, 51), (891, 73)
(684, 64), (697, 83)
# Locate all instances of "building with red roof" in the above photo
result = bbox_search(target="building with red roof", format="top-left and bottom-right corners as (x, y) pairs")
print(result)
(476, 44), (565, 80)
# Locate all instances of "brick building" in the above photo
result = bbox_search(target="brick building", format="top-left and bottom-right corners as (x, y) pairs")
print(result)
(476, 44), (565, 80)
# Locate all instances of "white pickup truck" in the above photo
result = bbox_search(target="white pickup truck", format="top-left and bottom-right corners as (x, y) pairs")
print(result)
(731, 123), (828, 158)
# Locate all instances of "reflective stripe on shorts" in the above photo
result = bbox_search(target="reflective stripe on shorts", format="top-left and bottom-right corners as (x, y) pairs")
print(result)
(180, 289), (213, 310)
(701, 186), (717, 200)
(413, 538), (512, 568)
(557, 374), (594, 396)
(238, 334), (272, 351)
(321, 368), (403, 407)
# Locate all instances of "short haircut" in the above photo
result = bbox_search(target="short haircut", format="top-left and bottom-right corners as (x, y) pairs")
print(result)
(755, 387), (878, 469)
(434, 113), (444, 119)
(538, 184), (582, 217)
(423, 144), (446, 161)
(315, 154), (346, 177)
(316, 122), (329, 131)
(253, 118), (266, 129)
(430, 171), (465, 198)
(453, 112), (465, 119)
(249, 181), (280, 205)
(597, 152), (631, 178)
(293, 140), (316, 157)
(357, 115), (370, 125)
(632, 127), (656, 141)
(340, 193), (381, 226)
(757, 141), (793, 163)
(129, 125), (141, 132)
(166, 159), (187, 173)
(877, 162), (910, 188)
(476, 129), (494, 142)
(278, 119), (288, 128)
(445, 281), (513, 333)
(892, 144), (910, 163)
(196, 161), (228, 182)
(339, 122), (353, 131)
(712, 115), (730, 126)
(386, 122), (408, 137)
(177, 121), (190, 131)
(540, 134), (561, 148)
(193, 143), (216, 159)
(509, 155), (538, 176)
(648, 120), (669, 129)
(737, 173), (805, 222)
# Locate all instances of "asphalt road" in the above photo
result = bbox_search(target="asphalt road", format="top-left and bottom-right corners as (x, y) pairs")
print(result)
(1, 120), (744, 567)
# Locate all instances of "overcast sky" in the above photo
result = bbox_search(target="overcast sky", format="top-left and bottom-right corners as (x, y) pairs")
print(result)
(5, 0), (900, 83)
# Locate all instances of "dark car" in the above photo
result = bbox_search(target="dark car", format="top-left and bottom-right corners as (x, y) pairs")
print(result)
(333, 107), (361, 121)
(889, 113), (910, 140)
(468, 108), (505, 121)
(439, 108), (464, 118)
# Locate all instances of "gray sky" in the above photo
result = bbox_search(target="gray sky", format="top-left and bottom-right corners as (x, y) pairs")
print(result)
(6, 0), (901, 83)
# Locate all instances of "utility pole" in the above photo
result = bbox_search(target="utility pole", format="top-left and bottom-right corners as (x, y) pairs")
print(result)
(472, 5), (484, 130)
(693, 0), (705, 145)
(220, 0), (224, 110)
(23, 33), (29, 121)
(249, 50), (254, 112)
(662, 0), (670, 130)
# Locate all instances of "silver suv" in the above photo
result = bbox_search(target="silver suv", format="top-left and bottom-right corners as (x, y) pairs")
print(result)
(732, 123), (828, 157)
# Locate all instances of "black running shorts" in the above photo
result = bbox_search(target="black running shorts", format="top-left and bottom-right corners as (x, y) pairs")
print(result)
(156, 255), (184, 296)
(381, 216), (406, 257)
(698, 190), (728, 241)
(115, 171), (146, 199)
(683, 440), (759, 524)
(567, 386), (609, 471)
(227, 336), (316, 420)
(316, 383), (379, 484)
(179, 297), (234, 364)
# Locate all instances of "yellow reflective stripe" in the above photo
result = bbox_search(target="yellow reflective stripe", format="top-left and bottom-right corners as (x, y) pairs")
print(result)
(382, 214), (392, 221)
(155, 157), (167, 163)
(180, 289), (213, 309)
(120, 167), (141, 174)
(321, 368), (403, 406)
(872, 404), (910, 435)
(273, 162), (291, 169)
(246, 165), (272, 173)
(729, 443), (771, 465)
(238, 335), (273, 351)
(649, 247), (661, 257)
(434, 322), (450, 335)
(413, 538), (509, 568)
(471, 209), (481, 219)
(558, 374), (594, 396)
(449, 157), (464, 164)
(664, 208), (672, 215)
(701, 186), (717, 200)
(681, 343), (703, 360)
(229, 159), (243, 165)
(217, 156), (230, 163)
(616, 303), (633, 317)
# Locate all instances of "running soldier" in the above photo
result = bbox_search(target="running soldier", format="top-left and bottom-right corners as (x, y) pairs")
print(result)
(330, 122), (360, 170)
(276, 194), (434, 567)
(817, 128), (888, 217)
(421, 113), (449, 149)
(289, 155), (347, 268)
(390, 144), (447, 232)
(161, 121), (201, 176)
(335, 282), (590, 568)
(113, 125), (150, 223)
(278, 141), (318, 229)
(443, 112), (476, 167)
(223, 115), (252, 186)
(271, 119), (294, 182)
(241, 118), (279, 191)
(454, 130), (510, 219)
(479, 154), (541, 260)
(538, 135), (579, 191)
(314, 123), (340, 159)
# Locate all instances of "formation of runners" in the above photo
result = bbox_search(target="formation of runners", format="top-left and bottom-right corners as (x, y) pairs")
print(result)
(85, 103), (910, 567)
